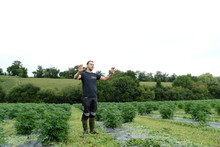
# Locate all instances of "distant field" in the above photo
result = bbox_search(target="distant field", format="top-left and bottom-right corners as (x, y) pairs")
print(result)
(0, 76), (81, 93)
(140, 81), (172, 87)
(0, 76), (172, 93)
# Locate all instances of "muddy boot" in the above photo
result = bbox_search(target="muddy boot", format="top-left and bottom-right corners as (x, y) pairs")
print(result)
(89, 118), (99, 134)
(82, 120), (89, 135)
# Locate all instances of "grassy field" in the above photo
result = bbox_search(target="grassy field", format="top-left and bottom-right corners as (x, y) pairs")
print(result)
(0, 76), (81, 93)
(140, 81), (172, 87)
(0, 75), (171, 93)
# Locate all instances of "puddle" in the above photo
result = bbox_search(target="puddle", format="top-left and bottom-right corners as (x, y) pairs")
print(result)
(144, 114), (220, 128)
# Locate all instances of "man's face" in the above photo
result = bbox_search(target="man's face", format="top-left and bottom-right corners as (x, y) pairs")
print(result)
(87, 61), (94, 71)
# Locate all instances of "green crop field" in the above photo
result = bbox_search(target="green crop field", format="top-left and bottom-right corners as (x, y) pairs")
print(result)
(1, 100), (220, 146)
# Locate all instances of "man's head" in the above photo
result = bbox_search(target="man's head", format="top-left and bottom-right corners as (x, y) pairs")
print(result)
(86, 60), (94, 72)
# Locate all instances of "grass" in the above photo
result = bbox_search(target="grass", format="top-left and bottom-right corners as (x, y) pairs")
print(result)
(56, 106), (120, 147)
(0, 75), (81, 93)
(140, 81), (172, 87)
(134, 115), (220, 146)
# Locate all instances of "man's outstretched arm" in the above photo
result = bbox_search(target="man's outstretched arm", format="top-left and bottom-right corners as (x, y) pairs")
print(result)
(74, 64), (83, 79)
(100, 67), (116, 81)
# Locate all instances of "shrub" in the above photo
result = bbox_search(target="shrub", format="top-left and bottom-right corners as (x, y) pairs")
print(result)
(0, 127), (6, 145)
(8, 84), (40, 103)
(15, 108), (40, 135)
(37, 89), (58, 103)
(14, 104), (71, 142)
(177, 102), (184, 109)
(144, 102), (155, 114)
(188, 103), (211, 123)
(159, 103), (175, 119)
(38, 107), (70, 142)
(96, 105), (107, 121)
(216, 103), (220, 115)
(103, 105), (123, 128)
(138, 86), (155, 101)
(184, 102), (194, 114)
(137, 103), (146, 115)
(59, 86), (82, 104)
(119, 103), (136, 123)
(0, 86), (6, 102)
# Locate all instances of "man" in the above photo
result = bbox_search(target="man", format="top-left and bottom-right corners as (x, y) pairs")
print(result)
(74, 60), (116, 135)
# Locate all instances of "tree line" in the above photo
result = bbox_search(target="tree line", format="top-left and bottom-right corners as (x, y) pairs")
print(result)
(0, 70), (220, 103)
(1, 60), (179, 82)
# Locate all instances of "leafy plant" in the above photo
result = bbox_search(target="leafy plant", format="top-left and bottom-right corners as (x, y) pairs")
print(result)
(103, 105), (123, 128)
(215, 103), (220, 115)
(0, 86), (6, 102)
(119, 103), (136, 123)
(38, 107), (70, 142)
(159, 103), (175, 119)
(188, 103), (211, 124)
(15, 108), (40, 135)
(0, 127), (7, 145)
(137, 103), (146, 115)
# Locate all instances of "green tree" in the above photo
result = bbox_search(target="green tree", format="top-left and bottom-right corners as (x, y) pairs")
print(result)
(7, 60), (28, 77)
(60, 66), (84, 79)
(96, 70), (105, 76)
(138, 85), (155, 101)
(18, 67), (28, 78)
(33, 65), (44, 78)
(191, 82), (209, 100)
(44, 67), (60, 78)
(124, 70), (137, 80)
(97, 80), (115, 102)
(168, 73), (177, 82)
(0, 68), (3, 75)
(136, 71), (147, 81)
(154, 71), (169, 82)
(198, 73), (220, 98)
(146, 72), (154, 81)
(111, 76), (140, 102)
(172, 75), (194, 89)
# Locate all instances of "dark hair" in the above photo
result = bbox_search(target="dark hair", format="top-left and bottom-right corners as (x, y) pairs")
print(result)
(87, 60), (93, 65)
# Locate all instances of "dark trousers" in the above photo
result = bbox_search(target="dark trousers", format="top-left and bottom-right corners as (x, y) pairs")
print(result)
(81, 97), (97, 121)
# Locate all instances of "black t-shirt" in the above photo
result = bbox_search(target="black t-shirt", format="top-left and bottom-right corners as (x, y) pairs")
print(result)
(80, 72), (101, 98)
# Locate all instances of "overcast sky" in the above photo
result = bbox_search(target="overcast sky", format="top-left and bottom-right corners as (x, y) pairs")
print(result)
(0, 0), (220, 77)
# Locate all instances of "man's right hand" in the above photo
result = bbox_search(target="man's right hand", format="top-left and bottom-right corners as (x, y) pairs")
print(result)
(78, 64), (83, 72)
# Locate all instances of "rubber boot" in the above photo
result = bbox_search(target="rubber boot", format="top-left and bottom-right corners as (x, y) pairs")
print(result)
(89, 118), (99, 134)
(82, 120), (89, 135)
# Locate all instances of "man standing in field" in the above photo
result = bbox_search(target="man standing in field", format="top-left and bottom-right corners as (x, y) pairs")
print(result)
(74, 60), (116, 135)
